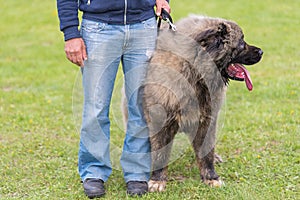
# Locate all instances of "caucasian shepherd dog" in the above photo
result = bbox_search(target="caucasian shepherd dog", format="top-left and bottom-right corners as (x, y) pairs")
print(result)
(124, 15), (263, 192)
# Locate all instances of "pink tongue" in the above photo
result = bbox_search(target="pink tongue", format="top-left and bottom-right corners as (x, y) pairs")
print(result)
(239, 65), (253, 91)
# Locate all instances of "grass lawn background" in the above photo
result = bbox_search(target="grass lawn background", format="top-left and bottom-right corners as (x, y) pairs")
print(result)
(0, 0), (299, 199)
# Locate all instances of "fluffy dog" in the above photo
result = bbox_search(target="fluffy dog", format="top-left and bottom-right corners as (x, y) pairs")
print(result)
(140, 15), (263, 192)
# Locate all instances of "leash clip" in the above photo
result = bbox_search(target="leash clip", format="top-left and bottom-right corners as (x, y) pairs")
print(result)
(158, 8), (177, 31)
(165, 18), (177, 31)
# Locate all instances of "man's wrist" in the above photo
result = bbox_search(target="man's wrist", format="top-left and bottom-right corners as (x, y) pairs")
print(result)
(63, 26), (81, 41)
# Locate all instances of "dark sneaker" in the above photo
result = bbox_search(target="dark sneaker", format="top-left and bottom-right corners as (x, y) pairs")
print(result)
(126, 181), (148, 196)
(83, 179), (105, 199)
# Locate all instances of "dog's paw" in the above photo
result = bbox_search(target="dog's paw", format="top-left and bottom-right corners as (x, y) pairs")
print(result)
(148, 180), (167, 192)
(204, 179), (224, 187)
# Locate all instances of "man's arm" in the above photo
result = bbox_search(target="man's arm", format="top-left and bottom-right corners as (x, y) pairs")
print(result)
(56, 0), (87, 67)
(57, 0), (81, 41)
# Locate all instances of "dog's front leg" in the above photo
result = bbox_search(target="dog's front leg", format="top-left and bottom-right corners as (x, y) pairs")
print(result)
(191, 119), (224, 187)
(148, 121), (179, 192)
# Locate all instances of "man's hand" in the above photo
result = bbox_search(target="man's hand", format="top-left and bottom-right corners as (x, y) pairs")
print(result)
(156, 0), (171, 16)
(64, 38), (87, 67)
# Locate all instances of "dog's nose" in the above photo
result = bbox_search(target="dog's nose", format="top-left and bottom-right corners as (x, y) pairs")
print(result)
(258, 49), (263, 56)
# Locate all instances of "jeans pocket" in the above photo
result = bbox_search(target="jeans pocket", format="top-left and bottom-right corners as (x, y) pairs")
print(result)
(81, 19), (106, 34)
(143, 17), (157, 30)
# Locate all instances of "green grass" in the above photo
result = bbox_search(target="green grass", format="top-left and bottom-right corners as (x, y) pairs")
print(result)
(0, 0), (299, 199)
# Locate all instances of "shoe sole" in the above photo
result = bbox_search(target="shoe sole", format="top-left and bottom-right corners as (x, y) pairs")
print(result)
(84, 190), (105, 199)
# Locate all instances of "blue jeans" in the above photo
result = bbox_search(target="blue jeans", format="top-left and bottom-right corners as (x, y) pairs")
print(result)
(78, 17), (157, 183)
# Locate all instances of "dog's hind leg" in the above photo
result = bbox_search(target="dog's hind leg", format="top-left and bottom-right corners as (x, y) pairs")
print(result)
(148, 118), (179, 192)
(121, 85), (128, 132)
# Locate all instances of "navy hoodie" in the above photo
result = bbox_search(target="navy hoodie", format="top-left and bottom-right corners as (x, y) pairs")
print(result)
(57, 0), (157, 41)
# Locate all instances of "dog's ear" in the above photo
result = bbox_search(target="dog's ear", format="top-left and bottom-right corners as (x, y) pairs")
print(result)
(217, 23), (228, 38)
(195, 23), (229, 52)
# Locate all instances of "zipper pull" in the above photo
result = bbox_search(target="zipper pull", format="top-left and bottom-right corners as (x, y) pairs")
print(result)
(87, 0), (90, 5)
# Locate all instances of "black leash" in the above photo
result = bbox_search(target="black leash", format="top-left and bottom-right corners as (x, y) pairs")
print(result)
(157, 8), (177, 31)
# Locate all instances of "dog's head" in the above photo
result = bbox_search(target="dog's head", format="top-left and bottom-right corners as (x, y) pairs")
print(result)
(193, 18), (263, 90)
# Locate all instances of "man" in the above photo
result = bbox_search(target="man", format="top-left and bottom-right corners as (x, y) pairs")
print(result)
(56, 0), (170, 198)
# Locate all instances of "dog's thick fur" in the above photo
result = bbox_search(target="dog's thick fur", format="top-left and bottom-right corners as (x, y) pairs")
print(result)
(124, 15), (263, 192)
